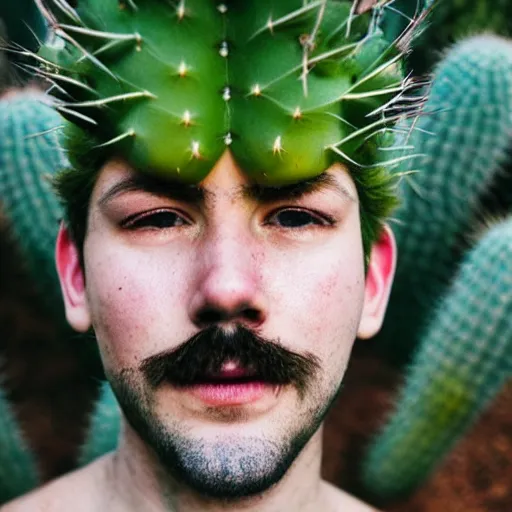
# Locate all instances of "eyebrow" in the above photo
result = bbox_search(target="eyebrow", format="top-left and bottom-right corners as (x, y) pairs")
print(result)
(97, 169), (356, 209)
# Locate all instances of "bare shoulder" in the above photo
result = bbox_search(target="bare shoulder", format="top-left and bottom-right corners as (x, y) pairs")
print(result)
(321, 481), (380, 512)
(1, 456), (111, 512)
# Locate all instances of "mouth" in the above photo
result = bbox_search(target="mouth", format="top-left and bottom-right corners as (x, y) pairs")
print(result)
(170, 362), (279, 406)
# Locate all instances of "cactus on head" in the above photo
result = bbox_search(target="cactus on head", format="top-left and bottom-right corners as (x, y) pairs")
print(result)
(25, 0), (431, 265)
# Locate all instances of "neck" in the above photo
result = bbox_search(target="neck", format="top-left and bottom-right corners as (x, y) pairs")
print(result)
(101, 422), (330, 512)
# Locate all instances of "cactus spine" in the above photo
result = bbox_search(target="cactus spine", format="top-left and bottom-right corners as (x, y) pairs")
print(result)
(361, 215), (512, 500)
(375, 34), (512, 364)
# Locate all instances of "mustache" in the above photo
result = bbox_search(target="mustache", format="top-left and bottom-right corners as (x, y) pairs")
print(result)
(140, 325), (321, 396)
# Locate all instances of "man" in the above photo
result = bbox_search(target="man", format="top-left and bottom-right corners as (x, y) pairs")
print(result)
(3, 0), (426, 510)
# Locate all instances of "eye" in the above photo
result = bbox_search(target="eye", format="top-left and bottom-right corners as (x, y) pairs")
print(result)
(266, 208), (334, 228)
(121, 209), (188, 230)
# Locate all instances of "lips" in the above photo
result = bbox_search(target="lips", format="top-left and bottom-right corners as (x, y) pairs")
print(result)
(176, 361), (274, 406)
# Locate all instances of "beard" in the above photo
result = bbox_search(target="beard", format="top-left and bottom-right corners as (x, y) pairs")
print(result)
(106, 325), (343, 501)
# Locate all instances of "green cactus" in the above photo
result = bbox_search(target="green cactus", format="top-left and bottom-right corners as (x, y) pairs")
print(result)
(360, 215), (512, 501)
(24, 0), (433, 262)
(0, 90), (67, 318)
(374, 34), (512, 364)
(0, 372), (40, 504)
(78, 381), (121, 467)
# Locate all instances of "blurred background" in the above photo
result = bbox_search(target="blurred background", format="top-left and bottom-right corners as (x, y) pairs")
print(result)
(0, 1), (511, 510)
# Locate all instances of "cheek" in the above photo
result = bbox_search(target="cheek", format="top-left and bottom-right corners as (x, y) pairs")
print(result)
(265, 234), (366, 372)
(84, 242), (191, 367)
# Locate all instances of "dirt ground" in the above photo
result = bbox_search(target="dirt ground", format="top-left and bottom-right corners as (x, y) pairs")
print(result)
(1, 221), (511, 511)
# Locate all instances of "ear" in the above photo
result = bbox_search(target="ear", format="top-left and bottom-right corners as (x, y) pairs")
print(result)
(55, 222), (91, 332)
(357, 224), (397, 339)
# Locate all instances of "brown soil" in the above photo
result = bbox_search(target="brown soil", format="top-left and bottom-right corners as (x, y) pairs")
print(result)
(1, 220), (511, 511)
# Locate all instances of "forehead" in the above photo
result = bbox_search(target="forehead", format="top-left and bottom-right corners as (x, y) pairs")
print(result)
(92, 150), (358, 204)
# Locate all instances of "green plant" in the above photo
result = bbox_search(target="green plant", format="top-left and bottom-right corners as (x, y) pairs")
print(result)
(28, 0), (432, 261)
(361, 214), (512, 501)
(0, 373), (40, 505)
(0, 90), (66, 317)
(375, 34), (512, 364)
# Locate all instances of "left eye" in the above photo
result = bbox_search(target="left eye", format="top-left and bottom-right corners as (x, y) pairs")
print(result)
(122, 210), (188, 229)
(267, 209), (327, 228)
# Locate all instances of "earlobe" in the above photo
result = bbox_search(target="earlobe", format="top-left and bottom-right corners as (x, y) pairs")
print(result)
(357, 224), (397, 339)
(55, 222), (91, 332)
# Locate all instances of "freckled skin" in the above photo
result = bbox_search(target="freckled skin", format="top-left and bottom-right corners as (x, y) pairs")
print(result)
(4, 150), (392, 512)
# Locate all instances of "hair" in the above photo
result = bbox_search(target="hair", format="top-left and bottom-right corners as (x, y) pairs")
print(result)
(53, 123), (400, 272)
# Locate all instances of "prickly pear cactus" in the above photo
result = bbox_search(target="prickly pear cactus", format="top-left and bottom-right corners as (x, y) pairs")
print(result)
(0, 373), (40, 504)
(375, 34), (512, 364)
(34, 0), (420, 184)
(0, 90), (67, 317)
(361, 215), (512, 501)
(20, 0), (434, 262)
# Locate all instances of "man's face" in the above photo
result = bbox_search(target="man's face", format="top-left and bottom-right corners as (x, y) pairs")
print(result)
(57, 150), (395, 499)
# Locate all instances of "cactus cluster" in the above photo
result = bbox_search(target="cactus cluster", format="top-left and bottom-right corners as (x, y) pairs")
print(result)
(358, 33), (512, 500)
(5, 0), (512, 508)
(361, 215), (512, 500)
(376, 33), (512, 363)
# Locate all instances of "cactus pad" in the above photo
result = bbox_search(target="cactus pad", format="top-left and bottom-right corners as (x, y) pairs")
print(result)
(31, 0), (426, 186)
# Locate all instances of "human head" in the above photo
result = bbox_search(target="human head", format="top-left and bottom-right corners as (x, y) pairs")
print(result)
(56, 149), (397, 499)
(44, 0), (424, 501)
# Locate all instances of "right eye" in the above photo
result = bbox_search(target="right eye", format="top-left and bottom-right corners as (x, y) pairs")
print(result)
(121, 209), (189, 230)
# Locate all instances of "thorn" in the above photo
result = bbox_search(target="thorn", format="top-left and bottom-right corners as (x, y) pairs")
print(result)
(178, 61), (188, 77)
(273, 135), (283, 155)
(217, 4), (227, 14)
(224, 132), (233, 145)
(177, 0), (186, 20)
(182, 110), (192, 126)
(222, 87), (231, 101)
(292, 107), (302, 119)
(191, 141), (201, 159)
(251, 84), (262, 96)
(219, 41), (229, 58)
(267, 18), (274, 34)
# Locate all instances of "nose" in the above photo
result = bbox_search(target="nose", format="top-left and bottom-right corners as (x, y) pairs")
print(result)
(188, 230), (267, 330)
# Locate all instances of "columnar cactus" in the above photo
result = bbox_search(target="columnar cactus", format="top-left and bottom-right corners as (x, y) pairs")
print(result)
(0, 374), (40, 504)
(375, 34), (512, 364)
(0, 90), (67, 318)
(361, 215), (512, 501)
